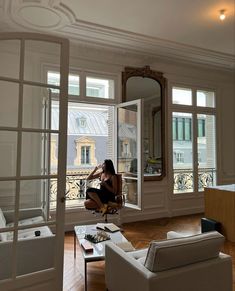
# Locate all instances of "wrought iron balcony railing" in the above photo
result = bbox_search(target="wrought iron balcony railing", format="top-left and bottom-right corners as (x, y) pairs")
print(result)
(174, 167), (216, 193)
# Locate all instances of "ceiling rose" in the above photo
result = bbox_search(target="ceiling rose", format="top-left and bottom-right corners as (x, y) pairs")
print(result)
(18, 6), (61, 28)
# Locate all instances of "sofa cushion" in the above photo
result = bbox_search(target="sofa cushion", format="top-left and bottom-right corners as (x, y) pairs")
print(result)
(0, 208), (7, 242)
(144, 231), (225, 272)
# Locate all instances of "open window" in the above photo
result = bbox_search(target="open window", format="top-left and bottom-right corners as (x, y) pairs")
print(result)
(116, 99), (143, 210)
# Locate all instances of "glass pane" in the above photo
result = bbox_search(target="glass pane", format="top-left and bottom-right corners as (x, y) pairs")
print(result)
(24, 40), (60, 84)
(0, 181), (15, 224)
(86, 76), (114, 99)
(118, 106), (137, 175)
(16, 224), (55, 276)
(0, 80), (19, 127)
(172, 87), (192, 105)
(0, 40), (20, 79)
(47, 71), (60, 92)
(118, 103), (141, 208)
(0, 236), (13, 280)
(21, 132), (51, 176)
(197, 90), (215, 108)
(198, 114), (216, 191)
(23, 84), (56, 130)
(67, 103), (114, 170)
(123, 178), (137, 205)
(47, 71), (80, 95)
(173, 112), (193, 194)
(51, 100), (60, 131)
(0, 131), (17, 177)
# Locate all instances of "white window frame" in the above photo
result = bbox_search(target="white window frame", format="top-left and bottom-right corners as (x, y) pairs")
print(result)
(46, 67), (120, 210)
(169, 83), (217, 197)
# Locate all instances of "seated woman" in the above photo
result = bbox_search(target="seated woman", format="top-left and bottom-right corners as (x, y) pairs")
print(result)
(84, 159), (118, 215)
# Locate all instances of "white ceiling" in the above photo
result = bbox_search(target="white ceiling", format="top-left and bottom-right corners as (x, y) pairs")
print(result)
(0, 0), (234, 67)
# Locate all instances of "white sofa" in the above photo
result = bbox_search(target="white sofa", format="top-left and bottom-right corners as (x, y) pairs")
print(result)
(0, 208), (55, 280)
(105, 231), (232, 291)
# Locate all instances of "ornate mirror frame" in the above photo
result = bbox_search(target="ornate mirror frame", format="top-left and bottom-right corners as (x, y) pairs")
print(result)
(122, 66), (166, 181)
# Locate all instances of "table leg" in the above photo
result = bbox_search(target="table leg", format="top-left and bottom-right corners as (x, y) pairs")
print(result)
(84, 260), (87, 291)
(74, 231), (76, 258)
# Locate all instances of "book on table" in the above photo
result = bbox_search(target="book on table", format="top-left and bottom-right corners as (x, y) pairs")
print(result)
(96, 223), (120, 233)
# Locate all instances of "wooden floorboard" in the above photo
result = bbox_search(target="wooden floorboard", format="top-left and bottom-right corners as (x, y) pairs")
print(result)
(63, 214), (235, 290)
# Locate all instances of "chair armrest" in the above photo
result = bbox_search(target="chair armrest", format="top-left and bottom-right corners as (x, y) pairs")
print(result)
(105, 243), (156, 291)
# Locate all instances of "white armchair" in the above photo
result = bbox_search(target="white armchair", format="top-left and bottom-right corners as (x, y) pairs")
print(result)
(105, 231), (232, 291)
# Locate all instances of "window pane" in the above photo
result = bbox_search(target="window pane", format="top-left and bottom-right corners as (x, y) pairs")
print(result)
(0, 81), (19, 127)
(0, 40), (20, 79)
(47, 72), (79, 96)
(24, 41), (60, 84)
(184, 118), (191, 140)
(86, 77), (114, 99)
(197, 90), (215, 108)
(172, 87), (192, 105)
(197, 114), (216, 191)
(51, 102), (114, 208)
(21, 132), (52, 176)
(173, 112), (193, 194)
(0, 131), (17, 177)
(23, 84), (57, 130)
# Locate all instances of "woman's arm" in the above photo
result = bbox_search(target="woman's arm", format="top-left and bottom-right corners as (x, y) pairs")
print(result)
(101, 175), (118, 194)
(87, 166), (102, 180)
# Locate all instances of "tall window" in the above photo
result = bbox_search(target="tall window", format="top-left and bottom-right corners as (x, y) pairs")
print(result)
(172, 87), (216, 194)
(48, 71), (116, 208)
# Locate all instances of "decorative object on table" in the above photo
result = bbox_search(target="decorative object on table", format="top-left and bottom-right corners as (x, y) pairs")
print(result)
(85, 230), (110, 243)
(81, 240), (93, 253)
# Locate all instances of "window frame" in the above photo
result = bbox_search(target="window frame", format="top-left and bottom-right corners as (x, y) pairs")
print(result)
(170, 84), (217, 197)
(46, 66), (120, 210)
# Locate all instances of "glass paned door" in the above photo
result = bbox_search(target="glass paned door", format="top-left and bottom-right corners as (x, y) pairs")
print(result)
(197, 114), (216, 191)
(116, 100), (143, 210)
(0, 33), (68, 290)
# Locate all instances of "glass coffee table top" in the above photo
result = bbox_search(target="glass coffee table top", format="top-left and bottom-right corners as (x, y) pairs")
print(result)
(74, 224), (128, 261)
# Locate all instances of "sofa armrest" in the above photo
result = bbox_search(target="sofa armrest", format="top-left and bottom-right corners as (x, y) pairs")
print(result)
(105, 243), (156, 291)
(166, 231), (193, 239)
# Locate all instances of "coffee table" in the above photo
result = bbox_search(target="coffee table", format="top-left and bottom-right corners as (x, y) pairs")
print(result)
(74, 224), (128, 291)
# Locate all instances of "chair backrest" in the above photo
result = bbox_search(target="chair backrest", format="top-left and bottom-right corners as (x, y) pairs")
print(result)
(116, 173), (122, 196)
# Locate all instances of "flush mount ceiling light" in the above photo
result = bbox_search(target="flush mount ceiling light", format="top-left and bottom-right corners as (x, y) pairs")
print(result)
(219, 9), (226, 21)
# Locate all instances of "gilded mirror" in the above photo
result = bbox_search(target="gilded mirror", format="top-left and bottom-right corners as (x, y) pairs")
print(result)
(122, 66), (166, 180)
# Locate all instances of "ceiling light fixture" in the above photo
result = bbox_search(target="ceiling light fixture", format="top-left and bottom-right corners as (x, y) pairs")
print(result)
(219, 9), (226, 21)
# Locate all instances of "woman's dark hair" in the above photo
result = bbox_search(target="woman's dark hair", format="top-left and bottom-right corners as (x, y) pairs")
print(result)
(103, 159), (116, 175)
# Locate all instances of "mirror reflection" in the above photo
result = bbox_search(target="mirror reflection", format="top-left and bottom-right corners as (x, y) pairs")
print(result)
(122, 66), (166, 180)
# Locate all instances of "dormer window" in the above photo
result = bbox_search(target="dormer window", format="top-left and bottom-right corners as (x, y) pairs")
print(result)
(78, 117), (87, 128)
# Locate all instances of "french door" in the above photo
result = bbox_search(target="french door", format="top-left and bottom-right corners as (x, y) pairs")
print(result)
(0, 33), (69, 290)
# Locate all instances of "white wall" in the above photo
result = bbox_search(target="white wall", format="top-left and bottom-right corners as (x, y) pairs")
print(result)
(63, 42), (235, 227)
(1, 40), (234, 228)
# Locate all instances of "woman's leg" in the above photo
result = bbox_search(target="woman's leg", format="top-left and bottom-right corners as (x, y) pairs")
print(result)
(86, 191), (103, 208)
(86, 189), (108, 215)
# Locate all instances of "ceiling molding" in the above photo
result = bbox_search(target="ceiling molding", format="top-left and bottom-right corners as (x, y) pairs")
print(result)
(61, 20), (235, 70)
(2, 0), (235, 70)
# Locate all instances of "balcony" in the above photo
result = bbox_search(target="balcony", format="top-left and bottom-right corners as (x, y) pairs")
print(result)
(174, 168), (216, 194)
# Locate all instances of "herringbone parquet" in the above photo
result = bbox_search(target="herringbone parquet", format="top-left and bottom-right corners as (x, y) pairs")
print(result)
(63, 214), (235, 290)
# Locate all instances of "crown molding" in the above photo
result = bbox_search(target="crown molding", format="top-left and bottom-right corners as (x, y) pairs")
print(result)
(60, 19), (235, 71)
(2, 0), (235, 70)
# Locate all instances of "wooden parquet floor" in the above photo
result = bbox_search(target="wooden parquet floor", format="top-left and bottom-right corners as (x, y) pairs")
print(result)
(63, 214), (235, 291)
